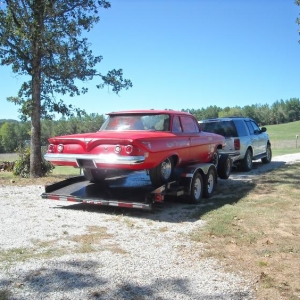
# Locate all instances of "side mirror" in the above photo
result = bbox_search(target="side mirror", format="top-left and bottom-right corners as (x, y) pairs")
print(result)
(261, 127), (266, 132)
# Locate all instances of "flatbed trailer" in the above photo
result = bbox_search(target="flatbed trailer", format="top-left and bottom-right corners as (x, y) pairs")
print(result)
(41, 156), (232, 211)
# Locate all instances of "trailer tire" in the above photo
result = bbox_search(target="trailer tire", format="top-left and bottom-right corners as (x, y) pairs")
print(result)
(189, 172), (203, 203)
(149, 156), (174, 187)
(203, 166), (216, 198)
(217, 154), (232, 179)
(211, 151), (219, 168)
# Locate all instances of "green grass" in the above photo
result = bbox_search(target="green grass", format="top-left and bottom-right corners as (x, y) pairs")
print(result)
(265, 120), (300, 153)
(52, 166), (81, 176)
(190, 163), (300, 300)
(271, 148), (300, 156)
(266, 120), (300, 141)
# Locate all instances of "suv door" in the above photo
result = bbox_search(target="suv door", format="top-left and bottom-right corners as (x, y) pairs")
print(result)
(244, 120), (263, 156)
(250, 120), (266, 154)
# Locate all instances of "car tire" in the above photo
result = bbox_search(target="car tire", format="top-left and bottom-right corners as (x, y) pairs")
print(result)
(189, 172), (203, 203)
(261, 144), (272, 164)
(241, 149), (253, 171)
(203, 166), (216, 198)
(217, 154), (232, 179)
(149, 156), (174, 187)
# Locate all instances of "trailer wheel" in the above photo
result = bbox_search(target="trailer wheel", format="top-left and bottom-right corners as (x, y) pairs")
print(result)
(149, 156), (174, 187)
(211, 151), (219, 168)
(217, 154), (232, 179)
(189, 172), (203, 203)
(203, 166), (216, 198)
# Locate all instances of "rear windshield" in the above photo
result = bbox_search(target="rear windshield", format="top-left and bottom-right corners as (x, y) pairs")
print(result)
(201, 120), (237, 137)
(100, 114), (170, 131)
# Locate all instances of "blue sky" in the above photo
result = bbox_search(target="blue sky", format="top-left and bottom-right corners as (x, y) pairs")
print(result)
(1, 0), (300, 120)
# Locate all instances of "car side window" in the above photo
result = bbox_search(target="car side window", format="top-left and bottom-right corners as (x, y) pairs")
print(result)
(250, 120), (260, 134)
(233, 120), (249, 137)
(245, 120), (259, 135)
(172, 116), (182, 132)
(181, 116), (200, 133)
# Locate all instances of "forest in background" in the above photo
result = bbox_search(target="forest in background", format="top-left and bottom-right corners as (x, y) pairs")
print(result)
(0, 98), (299, 153)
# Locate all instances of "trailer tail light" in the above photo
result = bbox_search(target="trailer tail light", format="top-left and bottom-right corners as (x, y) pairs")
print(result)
(234, 139), (240, 150)
(154, 194), (164, 202)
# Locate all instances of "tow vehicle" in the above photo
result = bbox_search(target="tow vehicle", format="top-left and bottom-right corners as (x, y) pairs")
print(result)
(41, 154), (232, 211)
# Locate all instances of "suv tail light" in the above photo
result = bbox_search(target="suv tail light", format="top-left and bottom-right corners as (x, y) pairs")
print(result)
(234, 138), (240, 150)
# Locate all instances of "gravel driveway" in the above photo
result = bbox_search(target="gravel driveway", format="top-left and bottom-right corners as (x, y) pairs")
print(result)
(1, 153), (299, 300)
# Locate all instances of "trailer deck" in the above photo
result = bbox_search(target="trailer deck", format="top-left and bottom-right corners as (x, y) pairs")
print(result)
(41, 171), (184, 211)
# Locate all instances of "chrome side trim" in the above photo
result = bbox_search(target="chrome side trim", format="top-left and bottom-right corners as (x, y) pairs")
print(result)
(44, 153), (145, 165)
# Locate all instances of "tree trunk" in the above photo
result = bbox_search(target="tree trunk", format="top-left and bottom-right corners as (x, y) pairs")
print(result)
(30, 63), (42, 178)
(30, 0), (44, 178)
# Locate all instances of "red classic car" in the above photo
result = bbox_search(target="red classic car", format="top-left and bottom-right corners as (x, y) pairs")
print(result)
(44, 110), (226, 186)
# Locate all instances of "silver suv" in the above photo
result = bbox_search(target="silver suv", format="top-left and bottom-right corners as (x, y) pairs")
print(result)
(199, 117), (272, 171)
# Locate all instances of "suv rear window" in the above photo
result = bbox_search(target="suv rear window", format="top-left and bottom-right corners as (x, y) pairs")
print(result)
(201, 120), (237, 137)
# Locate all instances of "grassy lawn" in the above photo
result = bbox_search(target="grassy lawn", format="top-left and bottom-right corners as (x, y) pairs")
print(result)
(266, 120), (300, 141)
(190, 162), (300, 300)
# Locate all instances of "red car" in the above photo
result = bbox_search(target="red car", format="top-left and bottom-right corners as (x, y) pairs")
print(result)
(44, 110), (226, 186)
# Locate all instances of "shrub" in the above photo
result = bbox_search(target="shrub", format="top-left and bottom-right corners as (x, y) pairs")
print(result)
(0, 161), (15, 171)
(13, 147), (54, 178)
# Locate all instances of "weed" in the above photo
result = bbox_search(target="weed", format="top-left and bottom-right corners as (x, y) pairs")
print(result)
(0, 289), (11, 300)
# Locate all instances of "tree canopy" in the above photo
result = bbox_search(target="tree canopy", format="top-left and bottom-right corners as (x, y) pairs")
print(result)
(0, 0), (132, 177)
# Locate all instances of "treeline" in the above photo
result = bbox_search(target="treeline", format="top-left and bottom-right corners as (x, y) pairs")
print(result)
(0, 113), (105, 153)
(0, 98), (299, 153)
(183, 98), (300, 126)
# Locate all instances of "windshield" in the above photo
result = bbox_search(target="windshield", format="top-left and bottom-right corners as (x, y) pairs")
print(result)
(100, 114), (170, 131)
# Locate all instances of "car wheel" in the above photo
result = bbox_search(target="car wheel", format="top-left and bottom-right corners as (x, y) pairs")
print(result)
(83, 168), (106, 183)
(211, 151), (219, 168)
(261, 144), (272, 164)
(203, 166), (216, 198)
(217, 154), (232, 179)
(149, 156), (174, 187)
(188, 172), (203, 203)
(242, 149), (253, 171)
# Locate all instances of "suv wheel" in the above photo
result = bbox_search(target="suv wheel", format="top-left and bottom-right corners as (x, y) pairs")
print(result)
(261, 144), (272, 164)
(242, 148), (253, 171)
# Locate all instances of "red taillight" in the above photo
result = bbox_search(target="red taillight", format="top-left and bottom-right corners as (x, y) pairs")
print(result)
(47, 144), (55, 153)
(125, 145), (133, 154)
(234, 139), (240, 150)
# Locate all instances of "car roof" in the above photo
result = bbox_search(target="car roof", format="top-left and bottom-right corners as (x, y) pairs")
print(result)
(199, 116), (254, 123)
(107, 109), (193, 116)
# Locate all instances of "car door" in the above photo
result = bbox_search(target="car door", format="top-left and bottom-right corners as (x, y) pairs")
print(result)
(180, 115), (210, 164)
(244, 120), (262, 156)
(250, 120), (266, 154)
